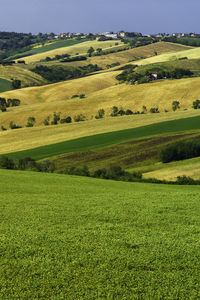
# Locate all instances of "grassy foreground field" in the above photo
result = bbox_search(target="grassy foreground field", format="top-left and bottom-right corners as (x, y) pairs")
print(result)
(0, 169), (200, 299)
(4, 114), (200, 160)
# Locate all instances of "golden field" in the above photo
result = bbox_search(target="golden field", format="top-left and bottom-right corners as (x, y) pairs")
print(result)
(1, 75), (200, 128)
(1, 109), (200, 154)
(0, 65), (46, 86)
(17, 40), (124, 64)
(86, 42), (193, 68)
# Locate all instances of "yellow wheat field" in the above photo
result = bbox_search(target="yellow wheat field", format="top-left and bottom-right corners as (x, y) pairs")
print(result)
(17, 40), (124, 64)
(1, 109), (200, 154)
(0, 65), (46, 85)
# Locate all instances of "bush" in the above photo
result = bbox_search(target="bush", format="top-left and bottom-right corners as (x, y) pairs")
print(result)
(150, 107), (159, 113)
(51, 112), (60, 125)
(74, 114), (86, 122)
(39, 160), (55, 173)
(26, 116), (36, 127)
(0, 156), (15, 169)
(11, 79), (21, 89)
(60, 116), (72, 124)
(192, 99), (200, 109)
(17, 157), (38, 170)
(79, 94), (85, 99)
(176, 175), (196, 185)
(95, 109), (105, 119)
(71, 95), (79, 99)
(125, 109), (133, 115)
(1, 125), (7, 131)
(172, 101), (180, 111)
(43, 116), (50, 126)
(1, 107), (6, 112)
(64, 166), (90, 176)
(9, 121), (22, 129)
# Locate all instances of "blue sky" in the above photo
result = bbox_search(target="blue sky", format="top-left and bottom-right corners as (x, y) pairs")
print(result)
(0, 0), (199, 34)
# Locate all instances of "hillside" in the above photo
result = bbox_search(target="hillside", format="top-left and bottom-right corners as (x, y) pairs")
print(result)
(1, 110), (200, 154)
(17, 40), (124, 64)
(136, 46), (200, 66)
(86, 41), (193, 68)
(1, 169), (200, 299)
(0, 65), (47, 86)
(1, 75), (200, 128)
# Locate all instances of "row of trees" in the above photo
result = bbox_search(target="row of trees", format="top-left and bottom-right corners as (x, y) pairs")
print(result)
(32, 64), (102, 83)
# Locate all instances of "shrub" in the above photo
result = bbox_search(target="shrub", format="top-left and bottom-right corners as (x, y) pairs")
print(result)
(172, 101), (180, 111)
(192, 99), (200, 109)
(71, 95), (79, 99)
(79, 94), (85, 99)
(1, 107), (6, 112)
(43, 116), (50, 126)
(1, 126), (7, 131)
(95, 109), (105, 119)
(74, 114), (86, 122)
(39, 160), (55, 173)
(64, 166), (90, 176)
(51, 112), (60, 125)
(150, 107), (159, 113)
(17, 157), (38, 171)
(0, 156), (15, 169)
(110, 106), (119, 117)
(26, 116), (36, 127)
(125, 109), (133, 115)
(176, 175), (196, 185)
(11, 79), (21, 89)
(60, 116), (72, 124)
(9, 121), (22, 129)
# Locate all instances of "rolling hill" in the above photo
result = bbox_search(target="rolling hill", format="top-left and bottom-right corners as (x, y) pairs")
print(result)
(16, 40), (124, 64)
(0, 65), (47, 86)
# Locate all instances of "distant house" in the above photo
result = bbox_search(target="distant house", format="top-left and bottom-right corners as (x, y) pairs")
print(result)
(147, 72), (158, 82)
(118, 31), (127, 38)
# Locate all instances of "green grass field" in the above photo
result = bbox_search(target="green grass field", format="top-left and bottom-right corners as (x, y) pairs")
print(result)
(0, 169), (200, 299)
(4, 114), (200, 161)
(9, 39), (88, 60)
(0, 78), (13, 92)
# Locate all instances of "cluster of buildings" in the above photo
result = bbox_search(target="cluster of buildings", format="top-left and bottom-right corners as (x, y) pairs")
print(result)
(51, 31), (200, 40)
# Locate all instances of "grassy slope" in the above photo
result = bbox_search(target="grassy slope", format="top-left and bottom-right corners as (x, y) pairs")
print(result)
(0, 65), (47, 86)
(0, 78), (13, 92)
(143, 156), (200, 181)
(51, 131), (200, 172)
(86, 42), (193, 68)
(1, 109), (200, 154)
(1, 74), (200, 128)
(136, 46), (200, 66)
(0, 169), (200, 299)
(10, 38), (88, 59)
(4, 114), (200, 160)
(18, 40), (124, 64)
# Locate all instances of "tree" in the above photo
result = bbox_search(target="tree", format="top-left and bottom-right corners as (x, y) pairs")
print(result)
(87, 47), (95, 57)
(26, 116), (36, 127)
(51, 112), (60, 125)
(96, 48), (103, 55)
(11, 79), (21, 89)
(0, 156), (14, 169)
(172, 101), (180, 111)
(192, 99), (200, 109)
(95, 109), (105, 119)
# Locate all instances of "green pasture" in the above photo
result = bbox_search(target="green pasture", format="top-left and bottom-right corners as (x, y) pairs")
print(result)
(0, 169), (200, 299)
(9, 39), (88, 60)
(0, 78), (13, 92)
(4, 115), (200, 161)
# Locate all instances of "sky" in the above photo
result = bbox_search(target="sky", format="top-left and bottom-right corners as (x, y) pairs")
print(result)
(0, 0), (200, 34)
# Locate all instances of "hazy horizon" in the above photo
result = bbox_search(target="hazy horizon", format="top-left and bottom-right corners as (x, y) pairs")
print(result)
(1, 0), (200, 35)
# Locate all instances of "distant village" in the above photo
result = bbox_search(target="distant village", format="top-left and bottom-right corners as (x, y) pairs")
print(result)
(51, 31), (200, 40)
